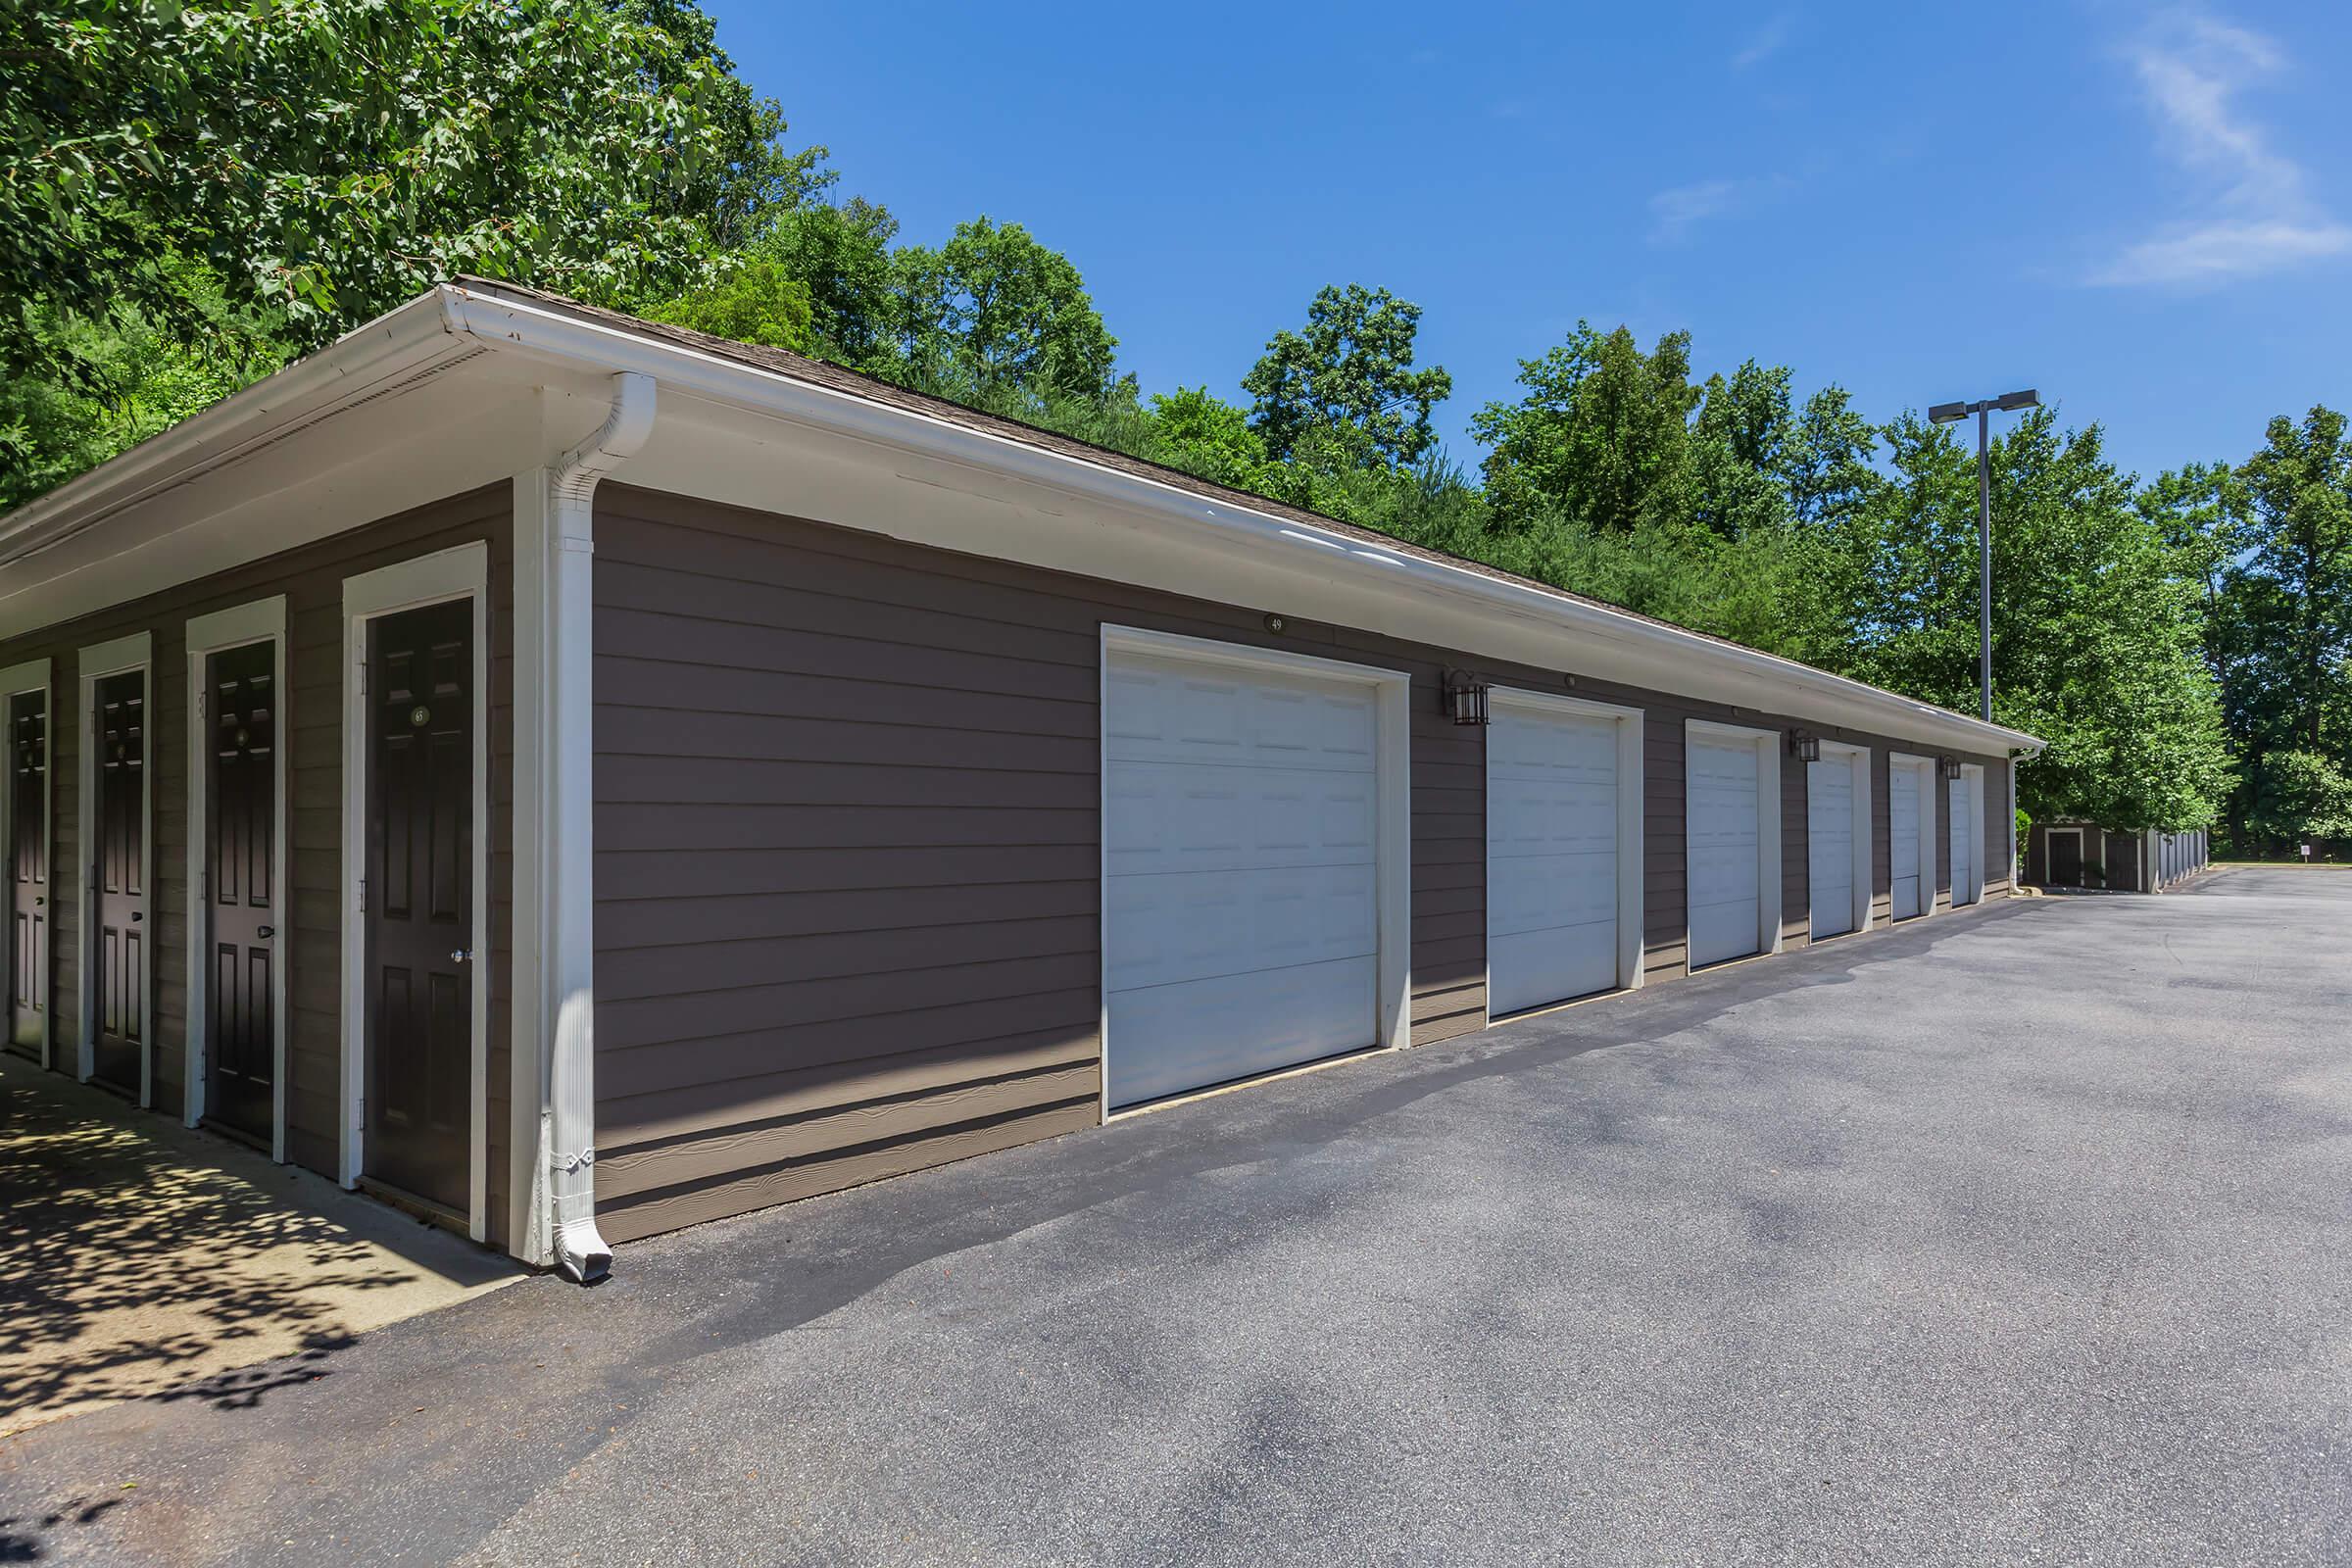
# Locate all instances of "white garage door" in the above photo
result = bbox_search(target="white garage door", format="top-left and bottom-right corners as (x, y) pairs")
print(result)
(1103, 649), (1381, 1108)
(1689, 737), (1763, 967)
(1948, 773), (1978, 906)
(1488, 704), (1619, 1016)
(1807, 756), (1857, 939)
(1890, 760), (1923, 918)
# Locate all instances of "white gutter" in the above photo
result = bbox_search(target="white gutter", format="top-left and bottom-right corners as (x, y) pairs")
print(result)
(540, 370), (656, 1283)
(439, 285), (2043, 760)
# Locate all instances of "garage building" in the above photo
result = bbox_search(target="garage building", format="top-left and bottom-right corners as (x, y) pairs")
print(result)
(0, 282), (2042, 1278)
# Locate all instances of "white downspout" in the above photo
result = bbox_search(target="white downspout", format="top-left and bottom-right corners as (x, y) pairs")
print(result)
(544, 371), (656, 1283)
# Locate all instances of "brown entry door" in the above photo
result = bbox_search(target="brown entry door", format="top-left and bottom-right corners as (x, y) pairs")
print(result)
(91, 668), (146, 1096)
(365, 600), (473, 1215)
(205, 642), (276, 1145)
(2049, 832), (2082, 888)
(10, 690), (46, 1055)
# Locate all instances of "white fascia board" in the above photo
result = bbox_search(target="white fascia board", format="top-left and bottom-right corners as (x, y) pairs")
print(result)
(437, 285), (2041, 760)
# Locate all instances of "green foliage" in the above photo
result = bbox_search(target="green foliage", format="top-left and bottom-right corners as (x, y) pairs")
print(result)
(1834, 410), (2230, 832)
(1243, 284), (1452, 468)
(642, 260), (812, 351)
(3, 0), (804, 380)
(1473, 324), (1699, 533)
(887, 218), (1123, 406)
(2244, 750), (2352, 843)
(0, 255), (285, 511)
(750, 198), (900, 368)
(3, 3), (2316, 847)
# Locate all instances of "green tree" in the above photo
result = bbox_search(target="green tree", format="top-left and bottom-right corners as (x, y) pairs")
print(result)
(1243, 284), (1452, 468)
(2245, 749), (2352, 846)
(2236, 408), (2352, 755)
(1835, 410), (2229, 832)
(3, 0), (803, 377)
(752, 197), (901, 368)
(642, 260), (812, 351)
(888, 218), (1123, 406)
(1689, 361), (1797, 538)
(0, 255), (286, 511)
(1473, 324), (1698, 533)
(1784, 387), (1883, 528)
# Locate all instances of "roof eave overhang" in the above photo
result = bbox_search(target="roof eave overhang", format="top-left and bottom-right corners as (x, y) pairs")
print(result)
(0, 280), (2045, 759)
(436, 284), (2044, 758)
(0, 291), (471, 569)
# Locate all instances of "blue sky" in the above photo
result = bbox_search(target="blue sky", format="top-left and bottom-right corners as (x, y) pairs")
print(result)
(710, 1), (2350, 483)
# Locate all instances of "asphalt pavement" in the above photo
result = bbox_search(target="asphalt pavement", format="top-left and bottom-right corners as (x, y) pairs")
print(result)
(2, 866), (2345, 1566)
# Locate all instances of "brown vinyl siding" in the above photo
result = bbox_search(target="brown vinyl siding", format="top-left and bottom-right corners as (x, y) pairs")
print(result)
(590, 483), (2016, 1244)
(0, 488), (515, 1242)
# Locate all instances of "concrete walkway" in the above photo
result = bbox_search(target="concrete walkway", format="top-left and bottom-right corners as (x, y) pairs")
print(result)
(0, 1058), (518, 1438)
(0, 868), (2345, 1565)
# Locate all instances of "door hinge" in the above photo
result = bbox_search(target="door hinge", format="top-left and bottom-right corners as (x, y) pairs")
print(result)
(357, 875), (367, 913)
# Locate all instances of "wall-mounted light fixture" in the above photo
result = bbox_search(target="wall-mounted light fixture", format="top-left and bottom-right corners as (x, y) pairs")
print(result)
(1940, 756), (1963, 781)
(1788, 728), (1821, 763)
(1444, 669), (1490, 726)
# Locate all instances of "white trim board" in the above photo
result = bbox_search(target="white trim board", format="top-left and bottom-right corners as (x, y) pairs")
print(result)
(0, 658), (53, 1070)
(1888, 752), (1941, 918)
(181, 595), (290, 1160)
(1097, 623), (1413, 1119)
(1684, 718), (1786, 969)
(338, 542), (492, 1242)
(1484, 685), (1646, 1019)
(75, 631), (153, 1099)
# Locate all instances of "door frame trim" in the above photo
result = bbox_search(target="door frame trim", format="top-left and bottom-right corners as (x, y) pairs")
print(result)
(1683, 718), (1785, 969)
(339, 543), (490, 1241)
(1097, 623), (1413, 1119)
(1807, 737), (1874, 942)
(1888, 751), (1940, 918)
(75, 630), (153, 1099)
(182, 596), (289, 1158)
(0, 658), (53, 1069)
(1949, 762), (1984, 906)
(1483, 686), (1646, 1022)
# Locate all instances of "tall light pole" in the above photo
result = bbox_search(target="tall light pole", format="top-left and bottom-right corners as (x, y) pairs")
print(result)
(1928, 389), (2038, 722)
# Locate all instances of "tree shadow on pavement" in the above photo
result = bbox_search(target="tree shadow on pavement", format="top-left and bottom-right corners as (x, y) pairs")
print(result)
(0, 1056), (503, 1440)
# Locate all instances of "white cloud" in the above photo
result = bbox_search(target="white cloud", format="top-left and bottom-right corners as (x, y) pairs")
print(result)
(2094, 219), (2352, 287)
(1647, 176), (1788, 243)
(1732, 13), (1794, 72)
(2094, 8), (2347, 286)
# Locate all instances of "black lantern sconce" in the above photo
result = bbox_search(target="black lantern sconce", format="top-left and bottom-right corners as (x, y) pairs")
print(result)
(1939, 756), (1962, 781)
(1443, 669), (1490, 726)
(1788, 728), (1821, 763)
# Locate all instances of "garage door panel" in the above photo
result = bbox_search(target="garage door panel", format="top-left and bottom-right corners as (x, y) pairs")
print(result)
(1106, 657), (1375, 772)
(1689, 737), (1762, 967)
(1486, 707), (1624, 1017)
(1489, 850), (1615, 936)
(1808, 757), (1856, 939)
(1105, 645), (1386, 1109)
(1104, 760), (1375, 877)
(1108, 954), (1378, 1106)
(1106, 865), (1376, 992)
(1890, 763), (1922, 917)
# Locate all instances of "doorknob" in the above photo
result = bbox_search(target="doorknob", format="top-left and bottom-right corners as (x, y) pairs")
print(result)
(450, 949), (472, 964)
(257, 925), (275, 940)
(129, 911), (141, 922)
